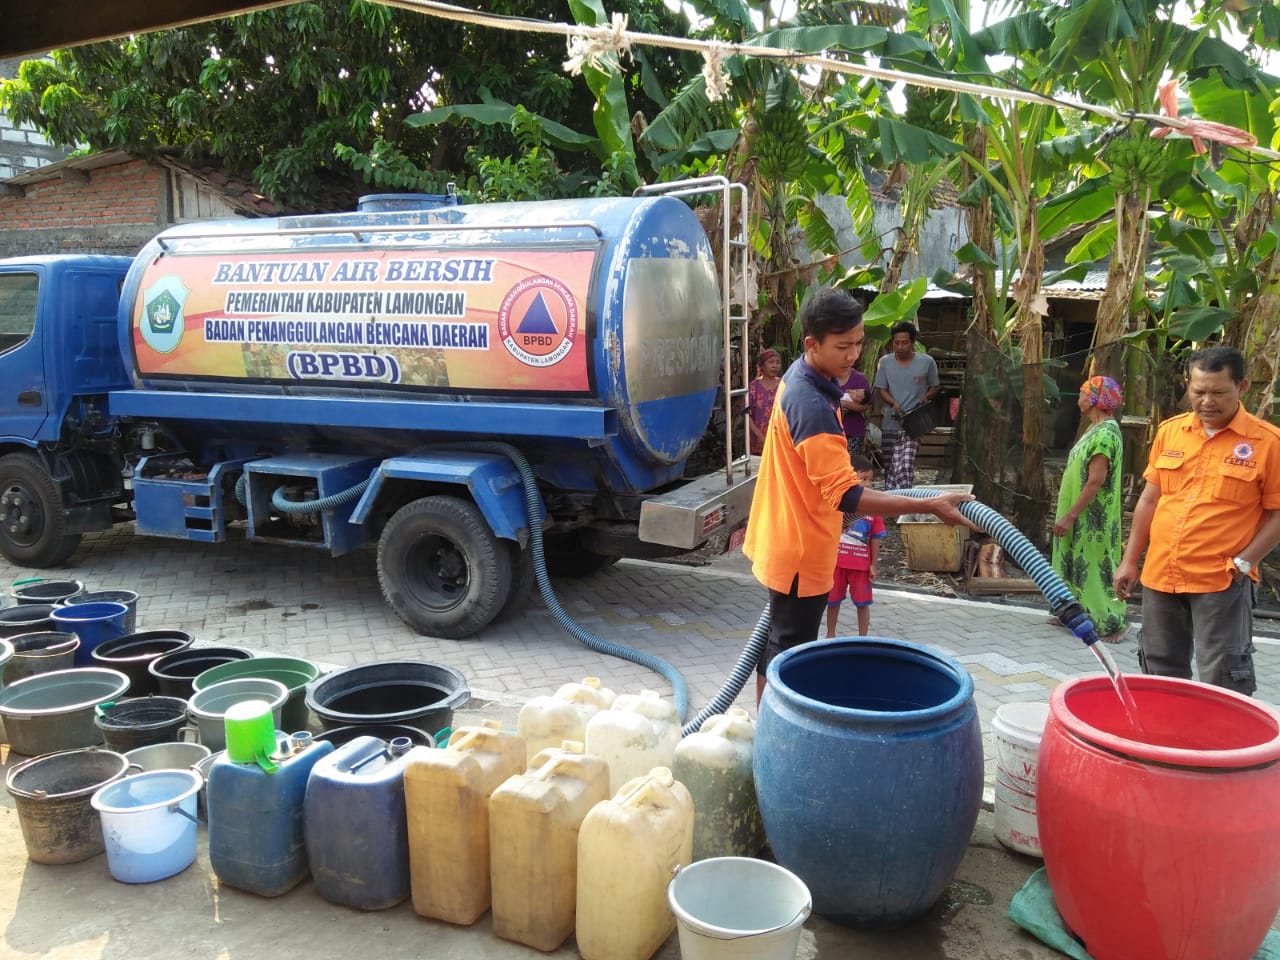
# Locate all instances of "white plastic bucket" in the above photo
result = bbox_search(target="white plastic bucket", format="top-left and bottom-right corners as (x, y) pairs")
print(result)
(992, 701), (1050, 789)
(993, 766), (1041, 856)
(991, 701), (1050, 857)
(91, 769), (201, 883)
(668, 857), (811, 960)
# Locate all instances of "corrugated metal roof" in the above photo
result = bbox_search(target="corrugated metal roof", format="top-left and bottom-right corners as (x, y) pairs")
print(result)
(923, 268), (1113, 301)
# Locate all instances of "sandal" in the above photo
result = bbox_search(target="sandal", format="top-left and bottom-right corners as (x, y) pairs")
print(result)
(1100, 626), (1130, 644)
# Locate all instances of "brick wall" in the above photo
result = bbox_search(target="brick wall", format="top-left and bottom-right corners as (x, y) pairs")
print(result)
(0, 158), (167, 258)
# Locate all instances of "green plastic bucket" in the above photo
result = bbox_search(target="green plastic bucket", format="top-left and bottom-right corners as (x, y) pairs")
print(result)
(192, 656), (320, 733)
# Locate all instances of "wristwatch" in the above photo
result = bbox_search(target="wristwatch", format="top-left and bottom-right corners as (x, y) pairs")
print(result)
(1233, 556), (1253, 576)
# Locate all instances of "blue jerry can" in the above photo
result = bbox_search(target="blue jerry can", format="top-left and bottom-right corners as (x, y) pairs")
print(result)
(207, 732), (335, 897)
(304, 735), (415, 910)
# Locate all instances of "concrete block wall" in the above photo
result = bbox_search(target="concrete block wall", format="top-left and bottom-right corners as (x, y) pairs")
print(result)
(0, 56), (69, 180)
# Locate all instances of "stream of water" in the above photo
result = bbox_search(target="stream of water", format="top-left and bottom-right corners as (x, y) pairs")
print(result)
(1090, 641), (1146, 737)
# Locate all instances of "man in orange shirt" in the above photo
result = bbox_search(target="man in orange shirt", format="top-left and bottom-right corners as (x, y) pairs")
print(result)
(1114, 345), (1280, 695)
(743, 287), (975, 703)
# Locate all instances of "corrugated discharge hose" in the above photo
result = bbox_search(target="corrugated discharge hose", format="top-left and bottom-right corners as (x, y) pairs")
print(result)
(434, 441), (693, 722)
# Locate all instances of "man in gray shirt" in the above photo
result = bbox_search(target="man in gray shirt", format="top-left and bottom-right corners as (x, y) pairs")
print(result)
(874, 320), (940, 490)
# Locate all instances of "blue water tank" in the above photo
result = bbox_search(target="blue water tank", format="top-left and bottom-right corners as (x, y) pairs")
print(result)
(207, 734), (335, 897)
(120, 192), (723, 491)
(304, 735), (414, 910)
(754, 637), (983, 928)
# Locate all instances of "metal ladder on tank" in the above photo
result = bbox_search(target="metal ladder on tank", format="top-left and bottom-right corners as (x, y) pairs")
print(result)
(634, 177), (753, 489)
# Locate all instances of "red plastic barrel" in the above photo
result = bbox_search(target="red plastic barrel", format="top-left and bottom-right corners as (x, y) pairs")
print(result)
(1038, 675), (1280, 960)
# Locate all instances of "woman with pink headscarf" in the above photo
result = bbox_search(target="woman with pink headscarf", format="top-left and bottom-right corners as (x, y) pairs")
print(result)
(746, 348), (783, 456)
(1051, 376), (1128, 642)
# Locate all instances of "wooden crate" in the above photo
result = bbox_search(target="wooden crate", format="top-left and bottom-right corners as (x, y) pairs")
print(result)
(899, 483), (972, 573)
(899, 521), (970, 573)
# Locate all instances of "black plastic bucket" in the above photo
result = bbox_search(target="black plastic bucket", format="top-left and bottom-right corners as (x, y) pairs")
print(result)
(3, 631), (80, 685)
(0, 604), (58, 639)
(5, 747), (131, 864)
(91, 630), (195, 696)
(148, 647), (252, 699)
(11, 578), (84, 606)
(94, 696), (190, 752)
(305, 660), (469, 739)
(901, 403), (939, 440)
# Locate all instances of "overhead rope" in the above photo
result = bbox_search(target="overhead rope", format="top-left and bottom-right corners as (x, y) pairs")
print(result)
(372, 0), (1280, 162)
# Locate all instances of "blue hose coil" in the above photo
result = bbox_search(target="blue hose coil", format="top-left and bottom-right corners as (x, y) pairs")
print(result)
(680, 486), (1101, 735)
(271, 478), (372, 514)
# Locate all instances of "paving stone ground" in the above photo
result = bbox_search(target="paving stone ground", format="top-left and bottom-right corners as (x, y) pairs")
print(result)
(1, 526), (1277, 960)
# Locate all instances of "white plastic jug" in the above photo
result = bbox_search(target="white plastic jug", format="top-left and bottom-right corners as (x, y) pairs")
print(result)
(585, 689), (681, 795)
(517, 676), (616, 766)
(404, 720), (525, 924)
(489, 740), (610, 951)
(577, 766), (694, 960)
(672, 706), (765, 861)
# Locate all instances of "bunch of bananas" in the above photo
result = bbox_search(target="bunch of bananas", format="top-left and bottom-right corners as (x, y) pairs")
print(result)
(1105, 132), (1165, 195)
(751, 105), (810, 183)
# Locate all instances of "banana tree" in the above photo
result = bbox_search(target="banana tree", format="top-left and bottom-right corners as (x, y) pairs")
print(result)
(1184, 72), (1280, 417)
(1049, 0), (1265, 383)
(639, 6), (928, 350)
(920, 1), (1083, 533)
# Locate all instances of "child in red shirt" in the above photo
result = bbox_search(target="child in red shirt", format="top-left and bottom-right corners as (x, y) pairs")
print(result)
(826, 455), (885, 638)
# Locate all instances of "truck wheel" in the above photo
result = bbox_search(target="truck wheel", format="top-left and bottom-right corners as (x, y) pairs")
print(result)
(0, 453), (81, 567)
(542, 532), (620, 579)
(378, 495), (512, 639)
(497, 542), (535, 621)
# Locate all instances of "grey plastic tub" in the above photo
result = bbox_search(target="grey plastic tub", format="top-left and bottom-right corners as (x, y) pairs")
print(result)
(0, 667), (132, 755)
(0, 603), (58, 639)
(186, 677), (287, 752)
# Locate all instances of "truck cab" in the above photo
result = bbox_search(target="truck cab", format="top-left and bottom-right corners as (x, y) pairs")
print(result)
(0, 256), (133, 565)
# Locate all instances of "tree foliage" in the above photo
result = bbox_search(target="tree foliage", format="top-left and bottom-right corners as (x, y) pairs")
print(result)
(0, 0), (690, 209)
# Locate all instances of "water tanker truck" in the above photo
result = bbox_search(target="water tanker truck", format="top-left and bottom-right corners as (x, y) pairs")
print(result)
(0, 178), (755, 638)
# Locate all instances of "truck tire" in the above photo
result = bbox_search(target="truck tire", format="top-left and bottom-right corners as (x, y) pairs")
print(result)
(378, 495), (512, 639)
(497, 541), (535, 621)
(543, 531), (620, 579)
(0, 452), (81, 567)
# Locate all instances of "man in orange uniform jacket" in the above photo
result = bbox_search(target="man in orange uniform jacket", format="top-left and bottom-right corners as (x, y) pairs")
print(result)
(744, 287), (975, 703)
(1114, 345), (1280, 695)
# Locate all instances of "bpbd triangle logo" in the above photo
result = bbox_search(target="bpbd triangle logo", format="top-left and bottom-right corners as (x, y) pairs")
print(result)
(498, 276), (578, 368)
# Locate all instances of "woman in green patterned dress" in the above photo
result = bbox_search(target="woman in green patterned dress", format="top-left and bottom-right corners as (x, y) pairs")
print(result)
(1051, 376), (1128, 642)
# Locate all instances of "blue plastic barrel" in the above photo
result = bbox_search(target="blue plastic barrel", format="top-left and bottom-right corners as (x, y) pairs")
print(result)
(51, 602), (130, 667)
(304, 735), (415, 910)
(207, 733), (334, 896)
(754, 637), (983, 928)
